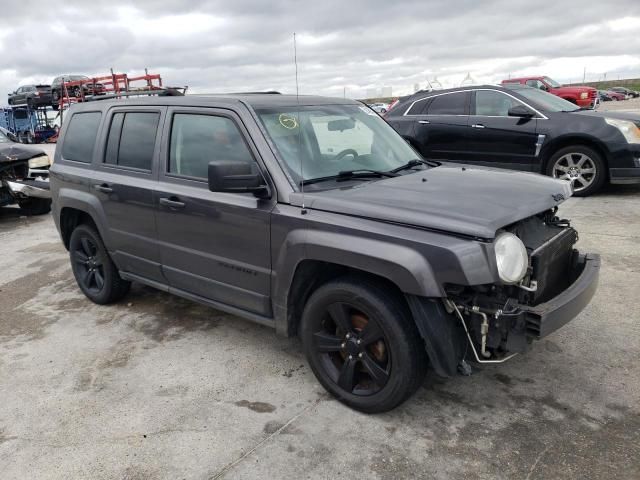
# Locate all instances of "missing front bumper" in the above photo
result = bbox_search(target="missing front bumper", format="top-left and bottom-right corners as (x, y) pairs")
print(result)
(519, 253), (600, 339)
(450, 252), (600, 361)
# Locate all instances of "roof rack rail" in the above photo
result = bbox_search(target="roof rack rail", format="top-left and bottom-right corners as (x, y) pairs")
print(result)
(84, 87), (187, 102)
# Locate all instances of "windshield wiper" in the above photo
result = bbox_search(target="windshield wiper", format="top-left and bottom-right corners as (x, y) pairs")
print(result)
(300, 169), (398, 186)
(390, 158), (440, 173)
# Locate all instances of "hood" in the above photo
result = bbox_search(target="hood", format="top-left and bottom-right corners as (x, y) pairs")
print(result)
(290, 165), (573, 239)
(553, 85), (596, 94)
(0, 144), (48, 164)
(575, 109), (640, 124)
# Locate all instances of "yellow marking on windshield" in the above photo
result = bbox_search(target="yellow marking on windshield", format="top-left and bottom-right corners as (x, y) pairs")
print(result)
(279, 113), (298, 129)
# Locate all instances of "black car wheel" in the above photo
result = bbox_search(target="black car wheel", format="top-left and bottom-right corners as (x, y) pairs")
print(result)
(18, 198), (51, 215)
(69, 224), (131, 304)
(300, 277), (427, 413)
(546, 145), (606, 197)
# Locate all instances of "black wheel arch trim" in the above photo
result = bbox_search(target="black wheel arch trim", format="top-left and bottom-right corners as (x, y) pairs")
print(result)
(55, 188), (112, 252)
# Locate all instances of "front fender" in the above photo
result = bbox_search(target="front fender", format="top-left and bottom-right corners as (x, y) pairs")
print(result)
(272, 229), (441, 336)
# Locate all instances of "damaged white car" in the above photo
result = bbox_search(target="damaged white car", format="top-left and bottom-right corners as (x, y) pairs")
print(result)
(0, 128), (51, 215)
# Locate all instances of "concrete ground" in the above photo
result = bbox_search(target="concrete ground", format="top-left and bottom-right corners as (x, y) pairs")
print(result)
(1, 185), (639, 479)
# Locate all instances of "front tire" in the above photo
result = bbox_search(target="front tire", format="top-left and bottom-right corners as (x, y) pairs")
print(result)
(300, 277), (427, 413)
(18, 198), (51, 215)
(69, 224), (130, 304)
(546, 145), (606, 197)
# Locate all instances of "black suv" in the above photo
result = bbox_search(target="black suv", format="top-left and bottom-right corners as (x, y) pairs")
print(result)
(7, 85), (52, 107)
(385, 85), (640, 196)
(50, 94), (600, 412)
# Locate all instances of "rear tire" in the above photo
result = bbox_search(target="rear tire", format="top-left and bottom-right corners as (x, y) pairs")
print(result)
(18, 198), (51, 215)
(546, 145), (606, 197)
(69, 224), (131, 304)
(300, 277), (427, 413)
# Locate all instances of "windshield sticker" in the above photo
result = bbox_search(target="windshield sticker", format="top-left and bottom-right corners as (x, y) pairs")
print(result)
(359, 105), (377, 116)
(279, 113), (298, 129)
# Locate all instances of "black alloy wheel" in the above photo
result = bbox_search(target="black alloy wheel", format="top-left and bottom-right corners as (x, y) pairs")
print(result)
(73, 235), (106, 294)
(69, 224), (130, 304)
(301, 277), (427, 413)
(313, 302), (391, 396)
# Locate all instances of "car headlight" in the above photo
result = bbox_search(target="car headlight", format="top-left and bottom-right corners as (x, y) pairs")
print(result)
(605, 118), (640, 144)
(28, 154), (52, 168)
(580, 92), (588, 99)
(494, 232), (528, 284)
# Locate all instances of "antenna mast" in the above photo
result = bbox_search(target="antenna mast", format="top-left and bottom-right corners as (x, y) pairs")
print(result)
(294, 32), (307, 214)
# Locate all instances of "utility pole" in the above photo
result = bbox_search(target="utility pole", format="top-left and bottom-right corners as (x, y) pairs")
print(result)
(582, 67), (586, 83)
(343, 86), (346, 98)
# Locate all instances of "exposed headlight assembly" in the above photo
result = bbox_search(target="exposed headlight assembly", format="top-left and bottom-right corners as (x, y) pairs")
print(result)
(494, 232), (528, 284)
(605, 118), (640, 144)
(28, 154), (52, 169)
(580, 92), (588, 99)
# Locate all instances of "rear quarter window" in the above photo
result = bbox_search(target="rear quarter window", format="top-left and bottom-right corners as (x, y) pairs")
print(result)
(406, 98), (430, 115)
(61, 112), (102, 163)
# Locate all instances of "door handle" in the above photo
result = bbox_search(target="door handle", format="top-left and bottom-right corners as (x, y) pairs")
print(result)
(93, 183), (113, 193)
(418, 120), (430, 124)
(159, 197), (186, 209)
(471, 123), (485, 129)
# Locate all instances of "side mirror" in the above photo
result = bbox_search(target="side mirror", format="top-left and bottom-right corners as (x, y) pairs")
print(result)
(508, 105), (535, 118)
(539, 85), (548, 91)
(208, 160), (269, 197)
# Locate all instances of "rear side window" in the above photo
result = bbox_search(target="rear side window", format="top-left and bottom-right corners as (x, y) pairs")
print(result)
(62, 112), (102, 163)
(426, 92), (468, 115)
(406, 98), (430, 115)
(169, 114), (254, 179)
(104, 112), (159, 170)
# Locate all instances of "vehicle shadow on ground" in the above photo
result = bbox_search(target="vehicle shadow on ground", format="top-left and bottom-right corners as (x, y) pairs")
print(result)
(0, 207), (49, 230)
(595, 183), (640, 196)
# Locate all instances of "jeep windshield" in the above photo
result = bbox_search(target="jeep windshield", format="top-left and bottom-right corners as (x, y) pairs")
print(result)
(255, 104), (427, 189)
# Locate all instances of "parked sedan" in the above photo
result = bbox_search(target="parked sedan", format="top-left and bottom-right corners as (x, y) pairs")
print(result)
(7, 85), (52, 108)
(385, 84), (640, 196)
(368, 103), (389, 114)
(610, 87), (639, 99)
(604, 90), (626, 101)
(598, 90), (614, 102)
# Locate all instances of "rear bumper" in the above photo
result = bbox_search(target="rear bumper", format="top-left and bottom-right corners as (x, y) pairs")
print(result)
(519, 253), (600, 339)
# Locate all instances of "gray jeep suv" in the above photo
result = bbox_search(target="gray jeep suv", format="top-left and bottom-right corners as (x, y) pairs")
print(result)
(50, 94), (600, 412)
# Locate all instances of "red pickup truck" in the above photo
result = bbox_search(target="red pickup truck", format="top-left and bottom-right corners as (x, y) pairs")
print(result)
(501, 76), (597, 108)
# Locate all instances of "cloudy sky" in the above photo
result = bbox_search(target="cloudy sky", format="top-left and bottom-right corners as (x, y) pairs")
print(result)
(1, 0), (640, 100)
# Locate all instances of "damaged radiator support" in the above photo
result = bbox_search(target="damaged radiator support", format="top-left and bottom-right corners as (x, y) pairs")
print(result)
(446, 300), (518, 364)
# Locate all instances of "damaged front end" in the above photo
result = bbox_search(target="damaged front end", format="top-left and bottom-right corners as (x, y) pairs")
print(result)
(445, 208), (600, 365)
(0, 146), (52, 209)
